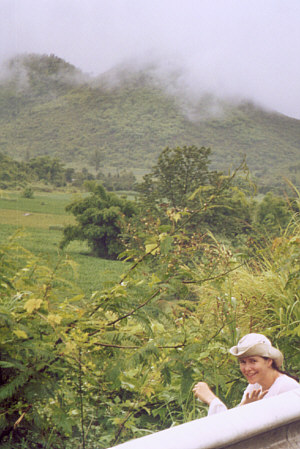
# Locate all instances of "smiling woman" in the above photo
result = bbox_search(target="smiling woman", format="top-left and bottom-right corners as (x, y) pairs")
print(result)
(193, 333), (300, 415)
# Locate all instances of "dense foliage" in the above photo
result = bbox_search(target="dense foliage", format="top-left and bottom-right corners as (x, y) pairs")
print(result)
(1, 54), (300, 192)
(1, 196), (299, 448)
(60, 182), (137, 259)
(59, 146), (296, 263)
(135, 145), (255, 243)
(137, 145), (217, 208)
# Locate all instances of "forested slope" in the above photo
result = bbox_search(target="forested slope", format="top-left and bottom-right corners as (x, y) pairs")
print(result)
(0, 54), (299, 190)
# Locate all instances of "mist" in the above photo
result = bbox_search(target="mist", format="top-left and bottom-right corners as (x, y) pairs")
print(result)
(1, 0), (300, 119)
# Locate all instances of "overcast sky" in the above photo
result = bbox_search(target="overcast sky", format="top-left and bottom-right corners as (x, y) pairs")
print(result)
(1, 0), (300, 119)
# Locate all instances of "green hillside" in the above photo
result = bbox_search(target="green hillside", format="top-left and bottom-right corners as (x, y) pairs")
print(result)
(1, 54), (299, 191)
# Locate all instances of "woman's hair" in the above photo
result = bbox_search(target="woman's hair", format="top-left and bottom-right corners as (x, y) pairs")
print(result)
(264, 358), (299, 382)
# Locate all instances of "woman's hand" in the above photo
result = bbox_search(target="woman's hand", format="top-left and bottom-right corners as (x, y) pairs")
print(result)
(192, 382), (217, 405)
(240, 389), (269, 406)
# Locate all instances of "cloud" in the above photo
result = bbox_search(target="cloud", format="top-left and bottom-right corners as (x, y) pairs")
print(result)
(1, 0), (300, 119)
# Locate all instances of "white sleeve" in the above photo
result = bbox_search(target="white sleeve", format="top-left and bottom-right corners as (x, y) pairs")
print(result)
(265, 375), (300, 397)
(208, 398), (228, 415)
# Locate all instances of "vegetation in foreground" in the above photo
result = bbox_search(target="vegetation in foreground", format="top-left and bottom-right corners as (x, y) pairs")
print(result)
(0, 201), (299, 449)
(0, 147), (299, 448)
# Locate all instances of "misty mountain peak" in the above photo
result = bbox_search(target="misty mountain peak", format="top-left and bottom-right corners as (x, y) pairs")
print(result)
(0, 53), (299, 192)
(1, 53), (87, 95)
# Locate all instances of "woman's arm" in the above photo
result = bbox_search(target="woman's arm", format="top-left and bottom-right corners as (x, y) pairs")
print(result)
(193, 382), (228, 415)
(192, 382), (218, 405)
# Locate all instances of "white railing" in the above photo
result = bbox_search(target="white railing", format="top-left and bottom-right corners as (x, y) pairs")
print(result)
(108, 389), (300, 449)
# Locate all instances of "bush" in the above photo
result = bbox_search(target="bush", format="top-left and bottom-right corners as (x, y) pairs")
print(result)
(22, 187), (34, 198)
(60, 181), (137, 259)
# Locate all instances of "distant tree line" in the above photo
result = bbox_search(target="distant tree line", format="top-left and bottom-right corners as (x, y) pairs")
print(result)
(0, 152), (137, 191)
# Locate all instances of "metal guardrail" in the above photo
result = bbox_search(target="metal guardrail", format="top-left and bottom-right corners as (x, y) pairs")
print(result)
(108, 389), (300, 449)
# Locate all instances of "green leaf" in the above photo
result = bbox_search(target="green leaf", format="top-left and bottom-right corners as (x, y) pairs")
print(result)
(13, 329), (28, 339)
(24, 298), (43, 313)
(145, 243), (159, 255)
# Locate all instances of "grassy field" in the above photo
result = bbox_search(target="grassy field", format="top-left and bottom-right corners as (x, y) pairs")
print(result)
(0, 190), (126, 293)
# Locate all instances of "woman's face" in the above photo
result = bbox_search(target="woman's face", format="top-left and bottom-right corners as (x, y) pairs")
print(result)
(239, 356), (272, 385)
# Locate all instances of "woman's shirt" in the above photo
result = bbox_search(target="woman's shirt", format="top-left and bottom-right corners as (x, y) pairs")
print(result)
(208, 374), (300, 416)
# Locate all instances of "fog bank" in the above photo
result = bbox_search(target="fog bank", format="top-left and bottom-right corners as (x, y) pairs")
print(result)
(1, 0), (300, 119)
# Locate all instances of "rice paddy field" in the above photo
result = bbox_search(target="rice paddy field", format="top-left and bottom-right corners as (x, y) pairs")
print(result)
(0, 190), (126, 293)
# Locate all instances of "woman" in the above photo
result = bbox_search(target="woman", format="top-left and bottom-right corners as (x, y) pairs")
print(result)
(193, 333), (300, 415)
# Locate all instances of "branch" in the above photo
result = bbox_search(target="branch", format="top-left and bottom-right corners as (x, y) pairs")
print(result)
(105, 287), (162, 327)
(181, 260), (248, 284)
(112, 404), (137, 446)
(13, 405), (32, 429)
(86, 288), (163, 337)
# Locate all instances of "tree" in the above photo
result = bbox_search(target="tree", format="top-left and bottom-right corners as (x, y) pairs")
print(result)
(255, 192), (292, 235)
(135, 145), (252, 241)
(22, 186), (34, 198)
(0, 152), (29, 189)
(90, 148), (103, 173)
(137, 145), (217, 209)
(97, 170), (137, 191)
(28, 156), (67, 186)
(60, 181), (137, 259)
(201, 186), (254, 239)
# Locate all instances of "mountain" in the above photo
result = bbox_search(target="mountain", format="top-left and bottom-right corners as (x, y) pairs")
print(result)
(0, 54), (299, 191)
